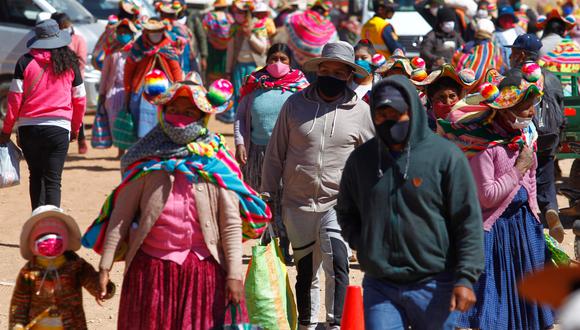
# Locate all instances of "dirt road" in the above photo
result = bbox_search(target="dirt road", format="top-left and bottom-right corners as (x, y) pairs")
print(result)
(0, 118), (576, 329)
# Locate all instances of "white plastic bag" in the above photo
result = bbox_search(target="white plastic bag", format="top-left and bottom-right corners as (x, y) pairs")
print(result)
(0, 141), (22, 188)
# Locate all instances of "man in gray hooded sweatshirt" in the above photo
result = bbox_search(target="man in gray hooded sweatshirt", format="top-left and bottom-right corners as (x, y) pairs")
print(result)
(261, 41), (375, 329)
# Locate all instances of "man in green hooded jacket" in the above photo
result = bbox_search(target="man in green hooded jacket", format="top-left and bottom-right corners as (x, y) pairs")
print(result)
(336, 76), (484, 329)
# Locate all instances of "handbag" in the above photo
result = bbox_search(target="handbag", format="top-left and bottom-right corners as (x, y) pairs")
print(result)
(91, 104), (113, 149)
(0, 140), (22, 188)
(221, 304), (262, 330)
(245, 226), (298, 330)
(112, 109), (138, 150)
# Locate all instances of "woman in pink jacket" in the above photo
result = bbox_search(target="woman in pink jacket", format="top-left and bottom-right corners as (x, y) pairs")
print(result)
(0, 19), (86, 210)
(439, 66), (554, 329)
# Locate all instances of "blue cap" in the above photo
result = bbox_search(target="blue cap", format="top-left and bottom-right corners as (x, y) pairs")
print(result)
(498, 5), (519, 22)
(505, 33), (543, 54)
(372, 84), (409, 113)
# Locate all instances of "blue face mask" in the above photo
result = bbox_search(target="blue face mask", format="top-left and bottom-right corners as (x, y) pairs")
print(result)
(355, 59), (372, 79)
(116, 34), (133, 45)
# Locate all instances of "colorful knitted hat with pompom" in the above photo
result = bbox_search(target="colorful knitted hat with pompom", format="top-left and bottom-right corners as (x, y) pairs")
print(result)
(411, 64), (476, 98)
(476, 67), (544, 109)
(207, 79), (234, 113)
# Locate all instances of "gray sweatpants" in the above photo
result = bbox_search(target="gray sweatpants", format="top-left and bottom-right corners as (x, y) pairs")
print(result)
(283, 207), (349, 329)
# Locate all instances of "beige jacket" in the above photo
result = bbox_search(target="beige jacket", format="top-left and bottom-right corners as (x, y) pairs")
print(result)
(99, 171), (243, 280)
(226, 29), (268, 73)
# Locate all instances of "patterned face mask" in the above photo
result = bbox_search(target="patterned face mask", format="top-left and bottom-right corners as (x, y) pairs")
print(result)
(160, 113), (208, 145)
(35, 234), (64, 258)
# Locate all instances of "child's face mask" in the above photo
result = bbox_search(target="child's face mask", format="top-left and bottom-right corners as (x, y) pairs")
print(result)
(35, 234), (65, 258)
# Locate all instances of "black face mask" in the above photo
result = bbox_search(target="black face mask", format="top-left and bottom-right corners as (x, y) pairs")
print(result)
(376, 120), (410, 146)
(317, 76), (348, 98)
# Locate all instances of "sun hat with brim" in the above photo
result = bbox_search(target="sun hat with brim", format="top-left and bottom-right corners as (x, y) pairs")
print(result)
(470, 65), (544, 109)
(519, 266), (580, 309)
(142, 18), (167, 31)
(234, 0), (255, 11)
(27, 19), (72, 50)
(376, 48), (413, 75)
(214, 0), (230, 7)
(157, 1), (185, 14)
(116, 18), (139, 33)
(537, 9), (577, 31)
(303, 42), (369, 77)
(20, 205), (81, 260)
(120, 0), (141, 15)
(412, 64), (477, 89)
(146, 71), (234, 114)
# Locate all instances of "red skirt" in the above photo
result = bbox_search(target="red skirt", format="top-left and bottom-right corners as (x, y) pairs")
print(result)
(118, 250), (247, 330)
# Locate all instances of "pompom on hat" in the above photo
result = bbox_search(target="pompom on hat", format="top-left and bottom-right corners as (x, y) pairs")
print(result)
(467, 67), (544, 109)
(157, 0), (185, 14)
(372, 54), (386, 68)
(411, 64), (476, 92)
(144, 71), (234, 114)
(537, 9), (577, 31)
(20, 205), (81, 260)
(376, 49), (423, 77)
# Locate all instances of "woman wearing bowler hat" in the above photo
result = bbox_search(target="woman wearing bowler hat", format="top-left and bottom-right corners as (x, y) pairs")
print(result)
(0, 19), (86, 210)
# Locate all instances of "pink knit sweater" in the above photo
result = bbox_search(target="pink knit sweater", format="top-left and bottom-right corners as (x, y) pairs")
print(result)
(469, 145), (540, 231)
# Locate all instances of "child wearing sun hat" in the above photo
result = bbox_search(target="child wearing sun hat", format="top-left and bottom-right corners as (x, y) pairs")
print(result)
(9, 206), (115, 330)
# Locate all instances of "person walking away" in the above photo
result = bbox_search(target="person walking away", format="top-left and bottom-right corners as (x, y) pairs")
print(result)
(219, 0), (269, 124)
(336, 75), (484, 330)
(52, 12), (88, 155)
(349, 40), (384, 104)
(202, 0), (234, 83)
(99, 19), (138, 158)
(538, 9), (577, 57)
(157, 1), (196, 74)
(454, 18), (503, 87)
(92, 0), (142, 70)
(438, 67), (555, 329)
(285, 0), (338, 70)
(94, 74), (264, 329)
(494, 5), (525, 71)
(420, 6), (464, 70)
(261, 42), (375, 329)
(234, 43), (309, 264)
(361, 0), (403, 58)
(124, 17), (184, 139)
(0, 19), (86, 210)
(411, 64), (476, 129)
(509, 33), (566, 243)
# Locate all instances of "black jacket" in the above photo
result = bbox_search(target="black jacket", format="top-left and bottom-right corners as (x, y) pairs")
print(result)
(336, 75), (484, 289)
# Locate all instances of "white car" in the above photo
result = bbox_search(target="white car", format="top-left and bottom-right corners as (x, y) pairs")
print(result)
(360, 0), (432, 58)
(0, 0), (105, 120)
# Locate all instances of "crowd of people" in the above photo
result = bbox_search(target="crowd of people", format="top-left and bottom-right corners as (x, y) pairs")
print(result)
(1, 0), (579, 328)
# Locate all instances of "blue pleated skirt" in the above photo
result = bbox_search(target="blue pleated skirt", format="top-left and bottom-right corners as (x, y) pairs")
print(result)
(129, 88), (158, 138)
(457, 187), (554, 330)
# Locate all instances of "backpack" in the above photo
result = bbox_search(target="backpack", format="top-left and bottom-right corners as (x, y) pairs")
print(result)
(533, 69), (566, 156)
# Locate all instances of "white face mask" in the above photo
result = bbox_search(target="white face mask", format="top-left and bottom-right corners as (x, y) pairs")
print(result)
(511, 115), (533, 129)
(148, 32), (164, 44)
(441, 21), (455, 33)
(476, 9), (489, 18)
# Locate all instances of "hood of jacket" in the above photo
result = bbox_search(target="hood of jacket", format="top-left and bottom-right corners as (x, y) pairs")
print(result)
(30, 49), (52, 65)
(371, 75), (429, 149)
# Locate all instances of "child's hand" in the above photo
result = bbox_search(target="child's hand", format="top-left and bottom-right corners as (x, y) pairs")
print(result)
(97, 269), (110, 306)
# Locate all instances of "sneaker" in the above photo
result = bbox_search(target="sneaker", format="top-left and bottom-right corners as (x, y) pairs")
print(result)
(546, 209), (565, 243)
(78, 139), (88, 154)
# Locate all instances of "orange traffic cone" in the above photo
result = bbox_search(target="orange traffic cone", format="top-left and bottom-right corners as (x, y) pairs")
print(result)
(341, 285), (365, 330)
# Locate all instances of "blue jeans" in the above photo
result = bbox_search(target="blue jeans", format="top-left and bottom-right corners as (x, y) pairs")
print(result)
(363, 274), (459, 330)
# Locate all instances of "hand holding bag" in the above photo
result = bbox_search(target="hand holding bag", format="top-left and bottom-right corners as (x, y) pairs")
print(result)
(112, 108), (138, 150)
(91, 104), (113, 149)
(0, 140), (22, 188)
(244, 226), (298, 330)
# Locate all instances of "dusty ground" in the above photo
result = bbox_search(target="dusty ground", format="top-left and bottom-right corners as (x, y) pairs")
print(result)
(0, 116), (576, 329)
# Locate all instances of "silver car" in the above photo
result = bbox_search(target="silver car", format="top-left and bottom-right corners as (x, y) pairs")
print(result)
(0, 0), (106, 122)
